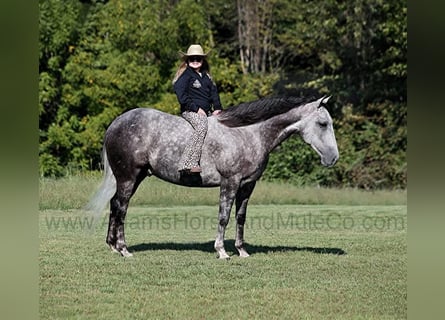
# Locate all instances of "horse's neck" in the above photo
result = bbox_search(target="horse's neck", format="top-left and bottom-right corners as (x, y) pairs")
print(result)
(259, 106), (310, 152)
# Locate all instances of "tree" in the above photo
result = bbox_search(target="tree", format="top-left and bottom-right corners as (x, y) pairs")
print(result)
(39, 0), (407, 189)
(271, 0), (406, 108)
(39, 0), (216, 175)
(237, 0), (276, 74)
(39, 0), (84, 131)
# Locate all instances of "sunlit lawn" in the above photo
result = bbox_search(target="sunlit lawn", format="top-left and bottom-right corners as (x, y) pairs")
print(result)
(40, 202), (406, 319)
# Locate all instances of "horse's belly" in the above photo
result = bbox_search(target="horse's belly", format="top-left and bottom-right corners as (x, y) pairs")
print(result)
(152, 170), (221, 188)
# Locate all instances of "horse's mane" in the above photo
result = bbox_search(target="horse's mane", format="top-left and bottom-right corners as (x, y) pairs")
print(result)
(217, 96), (311, 127)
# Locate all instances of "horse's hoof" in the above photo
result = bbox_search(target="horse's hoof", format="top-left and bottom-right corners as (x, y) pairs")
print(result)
(109, 244), (120, 254)
(237, 247), (250, 257)
(216, 250), (231, 260)
(120, 248), (133, 258)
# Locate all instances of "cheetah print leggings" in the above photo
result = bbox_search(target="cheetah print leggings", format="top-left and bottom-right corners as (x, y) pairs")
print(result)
(179, 111), (208, 171)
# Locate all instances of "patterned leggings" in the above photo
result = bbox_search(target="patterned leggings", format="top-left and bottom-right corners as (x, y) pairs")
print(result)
(179, 111), (208, 171)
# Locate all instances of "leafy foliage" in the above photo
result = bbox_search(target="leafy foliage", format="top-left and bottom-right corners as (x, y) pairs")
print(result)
(39, 0), (406, 189)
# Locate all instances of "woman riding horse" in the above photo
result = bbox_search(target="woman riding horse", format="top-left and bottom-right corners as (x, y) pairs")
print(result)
(173, 44), (222, 174)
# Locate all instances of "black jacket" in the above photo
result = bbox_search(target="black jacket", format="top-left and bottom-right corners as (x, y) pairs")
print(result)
(174, 66), (222, 113)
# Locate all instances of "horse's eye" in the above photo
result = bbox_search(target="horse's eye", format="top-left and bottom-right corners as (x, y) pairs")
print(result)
(318, 121), (328, 128)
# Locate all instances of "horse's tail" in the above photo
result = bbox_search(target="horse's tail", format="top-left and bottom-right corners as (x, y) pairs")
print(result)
(85, 148), (116, 223)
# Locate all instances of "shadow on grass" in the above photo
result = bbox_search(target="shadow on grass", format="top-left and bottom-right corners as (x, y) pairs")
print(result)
(128, 240), (346, 256)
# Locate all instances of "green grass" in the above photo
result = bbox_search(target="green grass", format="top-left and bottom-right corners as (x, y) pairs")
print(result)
(40, 176), (406, 319)
(39, 173), (407, 210)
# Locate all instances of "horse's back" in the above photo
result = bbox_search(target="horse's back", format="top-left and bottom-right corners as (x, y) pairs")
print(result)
(107, 107), (178, 130)
(106, 108), (188, 143)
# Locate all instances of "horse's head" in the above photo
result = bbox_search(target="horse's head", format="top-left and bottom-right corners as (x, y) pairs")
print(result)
(298, 96), (339, 167)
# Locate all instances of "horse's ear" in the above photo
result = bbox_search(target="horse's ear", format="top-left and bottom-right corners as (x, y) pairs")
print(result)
(320, 95), (331, 106)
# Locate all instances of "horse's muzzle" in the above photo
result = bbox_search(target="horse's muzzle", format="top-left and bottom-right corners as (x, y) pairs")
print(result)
(321, 153), (339, 167)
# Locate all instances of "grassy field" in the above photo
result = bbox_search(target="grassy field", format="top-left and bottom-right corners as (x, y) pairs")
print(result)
(39, 173), (407, 210)
(40, 176), (407, 319)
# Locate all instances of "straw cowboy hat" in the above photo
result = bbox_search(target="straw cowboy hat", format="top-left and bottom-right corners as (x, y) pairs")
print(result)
(179, 44), (210, 58)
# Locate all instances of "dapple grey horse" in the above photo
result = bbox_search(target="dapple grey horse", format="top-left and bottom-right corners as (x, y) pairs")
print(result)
(87, 96), (339, 259)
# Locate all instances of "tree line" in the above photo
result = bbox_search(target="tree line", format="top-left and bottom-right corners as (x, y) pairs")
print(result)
(39, 0), (407, 189)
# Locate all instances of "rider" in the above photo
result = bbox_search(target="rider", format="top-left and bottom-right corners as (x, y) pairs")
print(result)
(172, 44), (223, 173)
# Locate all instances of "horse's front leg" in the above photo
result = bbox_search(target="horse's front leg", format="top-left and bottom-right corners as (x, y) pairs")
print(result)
(214, 178), (240, 259)
(235, 181), (256, 257)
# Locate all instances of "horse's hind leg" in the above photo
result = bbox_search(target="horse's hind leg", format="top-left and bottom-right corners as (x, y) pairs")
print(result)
(235, 181), (256, 257)
(107, 171), (146, 257)
(107, 183), (133, 257)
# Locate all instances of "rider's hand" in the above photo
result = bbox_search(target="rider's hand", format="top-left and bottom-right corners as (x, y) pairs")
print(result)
(212, 110), (222, 116)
